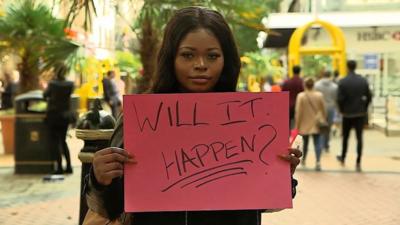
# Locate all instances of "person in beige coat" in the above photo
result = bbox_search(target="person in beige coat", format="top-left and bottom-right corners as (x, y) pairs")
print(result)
(295, 78), (326, 171)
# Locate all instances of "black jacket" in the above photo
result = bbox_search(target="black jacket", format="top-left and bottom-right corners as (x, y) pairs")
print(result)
(337, 72), (372, 118)
(43, 80), (74, 125)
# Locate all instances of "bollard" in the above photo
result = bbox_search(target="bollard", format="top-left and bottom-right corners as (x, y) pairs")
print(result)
(75, 99), (115, 225)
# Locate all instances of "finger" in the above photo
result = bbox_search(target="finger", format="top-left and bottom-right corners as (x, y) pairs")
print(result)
(289, 148), (303, 158)
(291, 156), (301, 166)
(97, 147), (133, 159)
(278, 154), (291, 162)
(101, 152), (131, 164)
(279, 154), (300, 165)
(104, 170), (124, 179)
(110, 147), (134, 159)
(103, 162), (124, 172)
(95, 147), (119, 156)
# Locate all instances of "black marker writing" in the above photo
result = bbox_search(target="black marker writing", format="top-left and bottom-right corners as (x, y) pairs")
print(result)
(193, 103), (209, 126)
(181, 148), (200, 173)
(258, 124), (277, 166)
(217, 97), (263, 126)
(175, 101), (191, 127)
(240, 134), (256, 152)
(161, 131), (273, 182)
(132, 101), (209, 132)
(239, 97), (263, 118)
(133, 102), (163, 132)
(217, 100), (247, 126)
(161, 160), (253, 192)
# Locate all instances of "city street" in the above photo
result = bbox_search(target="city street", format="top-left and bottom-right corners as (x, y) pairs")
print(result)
(0, 128), (399, 225)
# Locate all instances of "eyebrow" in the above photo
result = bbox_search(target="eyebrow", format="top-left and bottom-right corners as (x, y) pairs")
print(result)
(179, 46), (221, 51)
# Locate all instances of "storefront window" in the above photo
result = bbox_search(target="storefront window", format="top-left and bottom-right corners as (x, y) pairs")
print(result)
(385, 52), (400, 96)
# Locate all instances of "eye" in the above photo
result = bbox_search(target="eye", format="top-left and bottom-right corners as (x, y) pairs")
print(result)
(208, 53), (221, 60)
(180, 52), (194, 59)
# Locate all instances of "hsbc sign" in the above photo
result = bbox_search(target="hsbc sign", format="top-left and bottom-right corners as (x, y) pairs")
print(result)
(357, 28), (400, 41)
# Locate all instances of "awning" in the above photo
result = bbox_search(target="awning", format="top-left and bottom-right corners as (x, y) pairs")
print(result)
(264, 11), (400, 29)
(263, 28), (295, 48)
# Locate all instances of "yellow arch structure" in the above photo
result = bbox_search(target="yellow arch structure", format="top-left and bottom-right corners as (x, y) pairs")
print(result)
(288, 19), (346, 77)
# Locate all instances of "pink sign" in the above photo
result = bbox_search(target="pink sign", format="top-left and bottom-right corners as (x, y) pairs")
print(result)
(123, 92), (291, 212)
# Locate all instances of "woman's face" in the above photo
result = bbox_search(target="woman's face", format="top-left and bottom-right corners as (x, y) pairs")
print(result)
(175, 28), (224, 93)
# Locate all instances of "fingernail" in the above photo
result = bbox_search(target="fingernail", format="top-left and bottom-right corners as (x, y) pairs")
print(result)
(127, 158), (137, 164)
(278, 154), (286, 159)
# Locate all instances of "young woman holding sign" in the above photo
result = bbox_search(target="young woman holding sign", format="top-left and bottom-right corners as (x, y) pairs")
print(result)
(86, 6), (302, 225)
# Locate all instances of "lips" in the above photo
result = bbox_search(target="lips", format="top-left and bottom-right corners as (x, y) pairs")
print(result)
(189, 75), (211, 84)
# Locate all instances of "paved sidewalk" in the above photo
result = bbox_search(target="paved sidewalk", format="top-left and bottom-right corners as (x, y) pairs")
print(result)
(298, 128), (400, 173)
(0, 168), (398, 225)
(0, 168), (80, 225)
(0, 128), (399, 225)
(265, 171), (400, 225)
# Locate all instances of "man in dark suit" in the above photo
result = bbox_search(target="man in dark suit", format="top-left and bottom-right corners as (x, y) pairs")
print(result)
(336, 60), (372, 172)
(102, 70), (121, 118)
(44, 63), (74, 174)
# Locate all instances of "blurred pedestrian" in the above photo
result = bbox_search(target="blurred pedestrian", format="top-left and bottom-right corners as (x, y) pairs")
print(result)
(261, 76), (272, 92)
(331, 70), (342, 137)
(295, 78), (326, 171)
(336, 60), (372, 172)
(102, 70), (121, 118)
(1, 72), (18, 109)
(43, 63), (74, 174)
(333, 70), (340, 84)
(282, 65), (304, 129)
(315, 71), (338, 152)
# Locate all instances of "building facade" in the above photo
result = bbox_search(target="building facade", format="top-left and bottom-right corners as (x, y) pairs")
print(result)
(264, 0), (400, 134)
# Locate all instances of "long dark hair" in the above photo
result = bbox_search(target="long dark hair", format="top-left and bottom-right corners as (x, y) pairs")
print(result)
(151, 7), (241, 93)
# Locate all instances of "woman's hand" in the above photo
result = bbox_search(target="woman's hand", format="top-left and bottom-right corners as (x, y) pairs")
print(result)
(279, 148), (302, 175)
(92, 147), (136, 186)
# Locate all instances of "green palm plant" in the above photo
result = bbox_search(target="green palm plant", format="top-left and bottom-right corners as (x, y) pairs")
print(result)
(0, 0), (79, 93)
(66, 0), (281, 93)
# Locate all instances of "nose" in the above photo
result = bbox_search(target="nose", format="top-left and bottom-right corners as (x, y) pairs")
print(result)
(194, 57), (207, 71)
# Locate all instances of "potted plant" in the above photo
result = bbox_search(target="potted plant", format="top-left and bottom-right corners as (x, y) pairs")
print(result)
(0, 0), (79, 155)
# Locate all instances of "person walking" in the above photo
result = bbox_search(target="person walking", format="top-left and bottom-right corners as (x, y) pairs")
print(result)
(336, 60), (372, 172)
(282, 65), (304, 129)
(295, 78), (326, 171)
(102, 70), (121, 118)
(43, 63), (74, 174)
(315, 71), (338, 152)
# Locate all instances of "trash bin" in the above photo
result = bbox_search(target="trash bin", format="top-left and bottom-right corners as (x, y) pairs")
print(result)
(14, 90), (54, 174)
(76, 99), (115, 225)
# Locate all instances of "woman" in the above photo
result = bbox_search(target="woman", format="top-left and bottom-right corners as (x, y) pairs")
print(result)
(85, 7), (302, 225)
(43, 63), (74, 174)
(295, 78), (326, 171)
